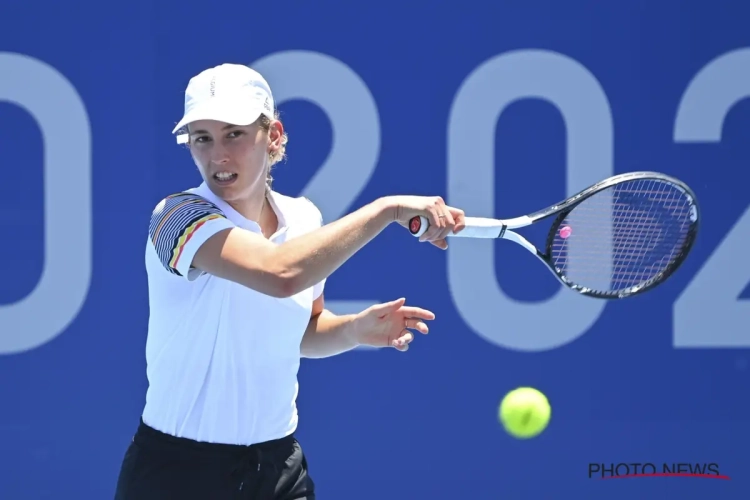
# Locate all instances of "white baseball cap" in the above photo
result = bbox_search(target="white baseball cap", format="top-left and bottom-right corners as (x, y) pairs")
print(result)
(172, 63), (275, 144)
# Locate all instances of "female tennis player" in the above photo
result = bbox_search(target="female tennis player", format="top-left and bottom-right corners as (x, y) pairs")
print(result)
(113, 63), (465, 500)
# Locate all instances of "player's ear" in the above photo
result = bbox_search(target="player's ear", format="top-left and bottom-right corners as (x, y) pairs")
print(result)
(267, 119), (283, 153)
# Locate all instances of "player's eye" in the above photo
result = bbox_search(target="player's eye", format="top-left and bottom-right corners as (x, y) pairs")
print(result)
(193, 136), (211, 144)
(227, 130), (244, 139)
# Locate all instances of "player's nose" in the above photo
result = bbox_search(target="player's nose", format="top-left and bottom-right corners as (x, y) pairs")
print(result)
(209, 144), (230, 165)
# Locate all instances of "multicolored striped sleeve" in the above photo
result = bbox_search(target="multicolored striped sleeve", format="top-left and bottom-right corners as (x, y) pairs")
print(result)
(148, 193), (236, 279)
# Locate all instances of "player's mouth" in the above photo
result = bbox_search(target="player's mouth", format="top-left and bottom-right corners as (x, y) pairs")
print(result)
(213, 171), (238, 186)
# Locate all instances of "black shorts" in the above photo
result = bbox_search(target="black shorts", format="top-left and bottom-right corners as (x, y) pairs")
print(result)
(114, 420), (315, 500)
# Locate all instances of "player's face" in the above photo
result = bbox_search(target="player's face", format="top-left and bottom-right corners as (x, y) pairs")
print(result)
(187, 118), (280, 202)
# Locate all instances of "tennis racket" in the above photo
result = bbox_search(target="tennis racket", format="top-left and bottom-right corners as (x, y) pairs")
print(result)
(408, 171), (700, 299)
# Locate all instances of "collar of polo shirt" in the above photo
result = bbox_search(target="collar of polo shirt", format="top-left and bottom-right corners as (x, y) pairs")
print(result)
(195, 182), (288, 237)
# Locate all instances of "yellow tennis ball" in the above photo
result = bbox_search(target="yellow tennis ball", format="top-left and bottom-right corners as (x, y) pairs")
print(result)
(498, 387), (551, 439)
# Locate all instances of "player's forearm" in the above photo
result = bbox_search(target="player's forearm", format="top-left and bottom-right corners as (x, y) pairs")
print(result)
(270, 198), (394, 296)
(300, 309), (360, 358)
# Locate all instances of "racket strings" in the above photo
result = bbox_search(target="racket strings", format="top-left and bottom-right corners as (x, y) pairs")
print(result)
(550, 179), (694, 294)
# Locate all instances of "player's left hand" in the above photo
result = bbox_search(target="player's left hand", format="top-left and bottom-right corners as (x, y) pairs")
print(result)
(352, 298), (435, 351)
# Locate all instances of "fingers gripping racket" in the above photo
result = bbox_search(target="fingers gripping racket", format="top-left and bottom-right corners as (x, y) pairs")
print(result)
(409, 172), (700, 299)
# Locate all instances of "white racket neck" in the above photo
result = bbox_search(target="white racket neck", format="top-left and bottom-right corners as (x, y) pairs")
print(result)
(501, 229), (538, 255)
(452, 215), (533, 238)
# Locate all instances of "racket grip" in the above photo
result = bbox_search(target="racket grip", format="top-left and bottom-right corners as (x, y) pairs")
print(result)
(408, 215), (513, 239)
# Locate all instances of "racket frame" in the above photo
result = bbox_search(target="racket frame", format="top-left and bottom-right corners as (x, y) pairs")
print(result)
(408, 171), (700, 299)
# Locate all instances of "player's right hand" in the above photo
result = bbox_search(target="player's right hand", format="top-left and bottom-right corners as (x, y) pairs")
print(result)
(384, 195), (466, 249)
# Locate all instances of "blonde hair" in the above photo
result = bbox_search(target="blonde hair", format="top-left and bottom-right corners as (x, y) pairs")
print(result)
(258, 111), (288, 187)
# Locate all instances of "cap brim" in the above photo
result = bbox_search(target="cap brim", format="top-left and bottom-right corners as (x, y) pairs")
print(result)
(172, 99), (265, 135)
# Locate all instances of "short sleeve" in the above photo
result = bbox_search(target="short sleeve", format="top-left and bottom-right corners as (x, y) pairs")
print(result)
(148, 193), (236, 280)
(302, 197), (326, 300)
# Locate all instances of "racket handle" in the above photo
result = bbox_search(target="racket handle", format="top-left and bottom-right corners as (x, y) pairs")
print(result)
(407, 216), (510, 239)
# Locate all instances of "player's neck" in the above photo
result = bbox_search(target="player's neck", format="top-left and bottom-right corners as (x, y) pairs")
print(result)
(226, 186), (277, 238)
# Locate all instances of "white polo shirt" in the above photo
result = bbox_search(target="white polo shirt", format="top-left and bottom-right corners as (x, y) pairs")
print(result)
(141, 182), (325, 446)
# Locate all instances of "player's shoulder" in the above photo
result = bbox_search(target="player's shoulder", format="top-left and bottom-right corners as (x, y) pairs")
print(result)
(148, 190), (229, 241)
(150, 191), (225, 218)
(270, 190), (323, 226)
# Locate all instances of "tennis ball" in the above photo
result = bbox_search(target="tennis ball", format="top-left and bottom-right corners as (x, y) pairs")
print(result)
(498, 387), (551, 439)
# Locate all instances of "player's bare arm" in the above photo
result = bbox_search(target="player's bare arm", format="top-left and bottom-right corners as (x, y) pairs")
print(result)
(193, 195), (466, 298)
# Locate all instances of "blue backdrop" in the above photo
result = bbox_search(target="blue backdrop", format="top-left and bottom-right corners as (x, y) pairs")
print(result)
(2, 1), (749, 499)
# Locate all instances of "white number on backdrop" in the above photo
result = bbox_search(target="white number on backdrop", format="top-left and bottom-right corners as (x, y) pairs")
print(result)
(446, 49), (615, 351)
(250, 51), (382, 318)
(3, 47), (747, 355)
(673, 48), (750, 347)
(0, 53), (92, 354)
